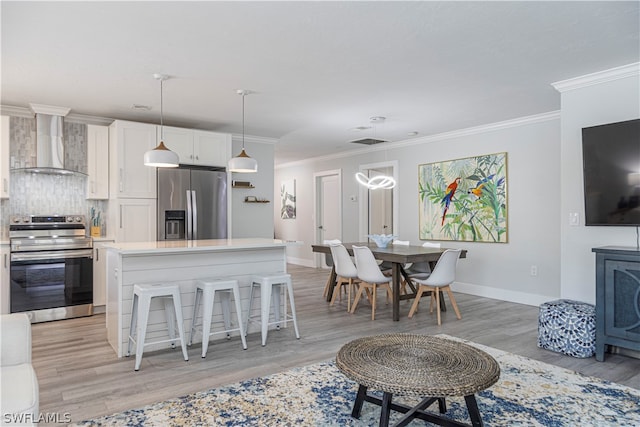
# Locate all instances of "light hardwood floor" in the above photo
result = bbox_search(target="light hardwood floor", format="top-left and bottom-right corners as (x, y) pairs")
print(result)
(31, 264), (640, 425)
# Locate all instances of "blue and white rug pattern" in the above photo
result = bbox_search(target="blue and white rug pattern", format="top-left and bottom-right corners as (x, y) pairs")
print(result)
(72, 336), (640, 426)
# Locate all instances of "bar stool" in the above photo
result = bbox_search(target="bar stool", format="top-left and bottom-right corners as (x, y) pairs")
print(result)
(245, 273), (300, 346)
(127, 283), (189, 371)
(189, 278), (247, 358)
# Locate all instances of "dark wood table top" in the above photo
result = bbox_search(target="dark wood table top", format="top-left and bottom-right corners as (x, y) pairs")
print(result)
(311, 242), (467, 263)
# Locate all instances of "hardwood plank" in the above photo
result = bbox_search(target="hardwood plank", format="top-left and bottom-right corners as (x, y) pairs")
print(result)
(30, 264), (640, 425)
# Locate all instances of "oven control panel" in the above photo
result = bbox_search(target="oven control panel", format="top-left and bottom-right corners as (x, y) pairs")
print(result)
(10, 215), (85, 225)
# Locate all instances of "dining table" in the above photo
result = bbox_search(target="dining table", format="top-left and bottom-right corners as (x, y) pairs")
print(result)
(311, 242), (467, 321)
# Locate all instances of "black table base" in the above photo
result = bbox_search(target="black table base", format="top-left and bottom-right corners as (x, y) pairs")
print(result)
(350, 384), (484, 427)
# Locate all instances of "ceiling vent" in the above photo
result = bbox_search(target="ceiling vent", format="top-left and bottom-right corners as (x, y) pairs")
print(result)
(349, 137), (388, 145)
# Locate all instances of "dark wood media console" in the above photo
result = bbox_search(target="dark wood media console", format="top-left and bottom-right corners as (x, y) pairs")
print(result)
(592, 246), (640, 362)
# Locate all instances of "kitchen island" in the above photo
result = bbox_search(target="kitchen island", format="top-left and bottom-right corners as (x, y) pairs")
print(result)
(104, 238), (289, 357)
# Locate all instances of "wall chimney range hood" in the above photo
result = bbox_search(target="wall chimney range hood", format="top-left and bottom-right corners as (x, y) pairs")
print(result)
(17, 103), (83, 175)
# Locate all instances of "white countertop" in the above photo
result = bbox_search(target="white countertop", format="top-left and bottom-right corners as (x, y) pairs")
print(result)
(105, 238), (291, 255)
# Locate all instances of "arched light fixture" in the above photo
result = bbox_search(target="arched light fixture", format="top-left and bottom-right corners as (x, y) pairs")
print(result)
(144, 74), (179, 168)
(355, 172), (396, 189)
(355, 116), (396, 189)
(228, 89), (258, 173)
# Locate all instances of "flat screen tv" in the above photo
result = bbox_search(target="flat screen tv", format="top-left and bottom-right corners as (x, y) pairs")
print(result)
(582, 118), (640, 226)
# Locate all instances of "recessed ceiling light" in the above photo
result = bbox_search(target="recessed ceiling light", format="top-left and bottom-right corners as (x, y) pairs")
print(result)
(350, 126), (372, 132)
(408, 131), (419, 136)
(131, 104), (151, 111)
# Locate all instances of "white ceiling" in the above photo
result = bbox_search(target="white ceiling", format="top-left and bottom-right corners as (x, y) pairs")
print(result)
(2, 1), (639, 165)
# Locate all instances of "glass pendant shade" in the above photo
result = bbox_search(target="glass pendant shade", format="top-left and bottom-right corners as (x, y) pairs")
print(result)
(144, 74), (179, 168)
(229, 89), (258, 173)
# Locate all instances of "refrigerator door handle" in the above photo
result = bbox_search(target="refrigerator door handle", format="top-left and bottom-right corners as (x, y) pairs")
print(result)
(186, 190), (193, 240)
(192, 190), (198, 239)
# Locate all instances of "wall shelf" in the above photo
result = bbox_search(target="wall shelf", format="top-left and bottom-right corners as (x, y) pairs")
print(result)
(245, 200), (270, 203)
(232, 180), (254, 188)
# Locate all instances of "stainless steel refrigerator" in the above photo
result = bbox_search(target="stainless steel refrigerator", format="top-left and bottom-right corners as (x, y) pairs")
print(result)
(157, 167), (227, 240)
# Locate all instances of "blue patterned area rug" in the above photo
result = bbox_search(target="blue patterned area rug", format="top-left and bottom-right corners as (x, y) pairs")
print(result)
(72, 335), (639, 427)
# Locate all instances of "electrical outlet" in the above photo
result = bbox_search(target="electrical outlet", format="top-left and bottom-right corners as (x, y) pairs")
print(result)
(530, 265), (538, 277)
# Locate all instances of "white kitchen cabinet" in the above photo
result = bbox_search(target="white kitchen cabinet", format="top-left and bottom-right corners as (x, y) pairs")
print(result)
(93, 239), (114, 308)
(0, 116), (10, 199)
(112, 198), (156, 243)
(160, 126), (193, 165)
(109, 120), (157, 199)
(1, 244), (9, 314)
(87, 124), (109, 199)
(194, 130), (231, 167)
(160, 126), (231, 167)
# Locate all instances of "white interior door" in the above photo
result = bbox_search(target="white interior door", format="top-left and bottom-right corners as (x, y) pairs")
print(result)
(314, 170), (342, 268)
(358, 161), (398, 241)
(368, 167), (393, 235)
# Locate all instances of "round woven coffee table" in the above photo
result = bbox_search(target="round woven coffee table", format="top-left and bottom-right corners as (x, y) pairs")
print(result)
(336, 334), (500, 427)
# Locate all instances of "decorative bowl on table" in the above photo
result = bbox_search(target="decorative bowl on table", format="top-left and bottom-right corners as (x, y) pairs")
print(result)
(367, 234), (397, 248)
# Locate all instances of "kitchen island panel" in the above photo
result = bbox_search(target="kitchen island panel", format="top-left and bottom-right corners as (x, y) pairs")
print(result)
(106, 241), (288, 357)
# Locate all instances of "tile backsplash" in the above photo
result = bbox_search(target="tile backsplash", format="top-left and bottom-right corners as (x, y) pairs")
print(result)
(10, 170), (87, 215)
(1, 116), (108, 238)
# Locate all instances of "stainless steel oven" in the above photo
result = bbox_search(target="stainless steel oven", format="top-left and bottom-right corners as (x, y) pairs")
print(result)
(9, 215), (93, 323)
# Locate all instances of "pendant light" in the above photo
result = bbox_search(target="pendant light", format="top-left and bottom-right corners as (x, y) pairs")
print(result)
(144, 74), (179, 168)
(228, 89), (258, 173)
(355, 116), (396, 189)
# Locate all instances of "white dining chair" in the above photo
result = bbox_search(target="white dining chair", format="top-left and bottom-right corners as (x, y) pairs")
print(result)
(328, 244), (360, 311)
(322, 239), (342, 299)
(408, 249), (462, 325)
(351, 245), (393, 320)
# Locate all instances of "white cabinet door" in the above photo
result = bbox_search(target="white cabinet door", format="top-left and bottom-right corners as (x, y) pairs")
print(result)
(0, 116), (10, 199)
(110, 120), (157, 198)
(93, 240), (114, 307)
(113, 199), (157, 243)
(160, 126), (193, 165)
(87, 124), (109, 199)
(194, 130), (231, 167)
(0, 245), (9, 314)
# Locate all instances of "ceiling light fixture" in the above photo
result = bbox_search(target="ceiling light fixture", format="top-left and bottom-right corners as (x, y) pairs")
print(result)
(228, 89), (258, 173)
(144, 74), (179, 168)
(355, 116), (396, 190)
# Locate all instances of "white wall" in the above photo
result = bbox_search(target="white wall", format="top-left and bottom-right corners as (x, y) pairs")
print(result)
(557, 64), (640, 303)
(275, 113), (562, 306)
(230, 135), (276, 239)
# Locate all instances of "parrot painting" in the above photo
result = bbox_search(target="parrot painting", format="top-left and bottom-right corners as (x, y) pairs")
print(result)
(441, 177), (461, 225)
(468, 174), (495, 198)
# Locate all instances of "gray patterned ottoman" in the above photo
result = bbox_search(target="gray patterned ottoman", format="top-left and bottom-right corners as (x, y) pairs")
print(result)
(537, 299), (596, 358)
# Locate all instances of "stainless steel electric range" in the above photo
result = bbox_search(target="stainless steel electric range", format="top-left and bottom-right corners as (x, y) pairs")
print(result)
(9, 214), (93, 323)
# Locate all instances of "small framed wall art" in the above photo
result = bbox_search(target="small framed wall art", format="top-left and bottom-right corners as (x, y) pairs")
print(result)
(281, 179), (296, 219)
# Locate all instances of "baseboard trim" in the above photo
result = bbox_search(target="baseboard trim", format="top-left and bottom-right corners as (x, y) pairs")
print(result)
(452, 281), (557, 307)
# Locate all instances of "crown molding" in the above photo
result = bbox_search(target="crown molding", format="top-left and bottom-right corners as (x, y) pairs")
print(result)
(552, 62), (640, 93)
(1, 104), (115, 125)
(276, 110), (560, 170)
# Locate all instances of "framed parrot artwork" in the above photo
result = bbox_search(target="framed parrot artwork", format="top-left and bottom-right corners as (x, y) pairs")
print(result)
(418, 152), (508, 243)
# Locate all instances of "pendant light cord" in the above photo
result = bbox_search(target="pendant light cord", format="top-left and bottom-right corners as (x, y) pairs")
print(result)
(160, 78), (164, 140)
(242, 92), (245, 149)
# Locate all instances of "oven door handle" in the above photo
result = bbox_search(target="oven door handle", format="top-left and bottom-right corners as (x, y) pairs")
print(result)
(11, 249), (93, 262)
